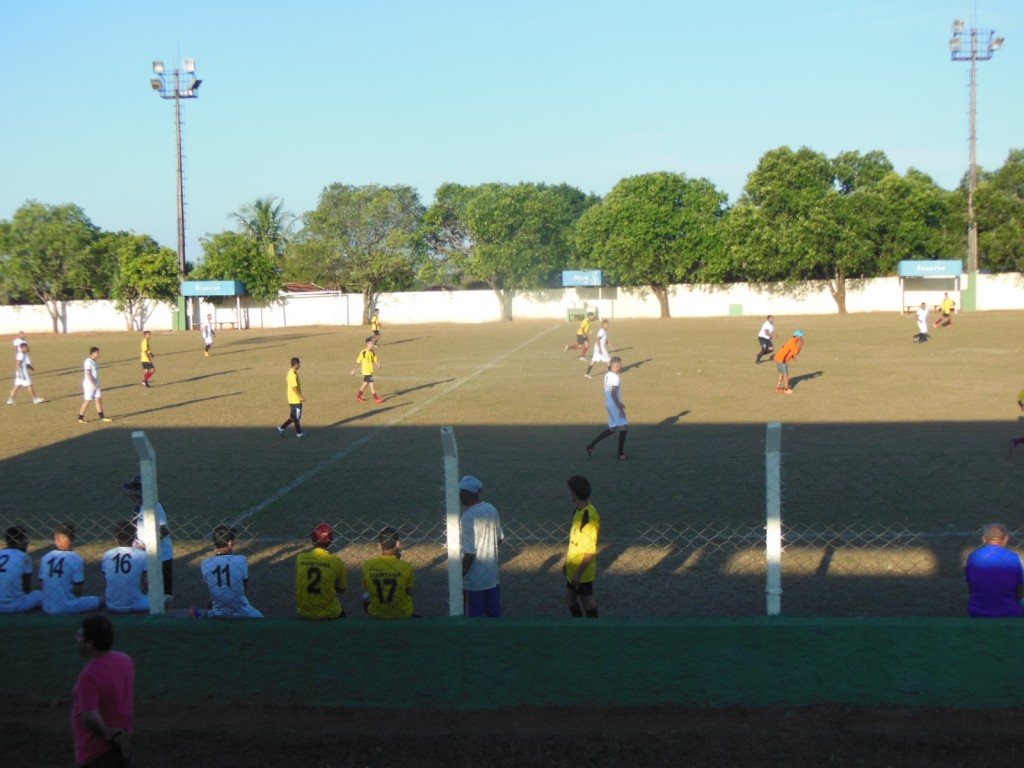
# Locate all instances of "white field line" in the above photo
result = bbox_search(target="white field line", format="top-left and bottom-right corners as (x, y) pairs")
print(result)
(228, 324), (561, 527)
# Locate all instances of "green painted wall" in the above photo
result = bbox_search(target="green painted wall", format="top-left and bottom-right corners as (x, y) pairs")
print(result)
(5, 616), (1019, 709)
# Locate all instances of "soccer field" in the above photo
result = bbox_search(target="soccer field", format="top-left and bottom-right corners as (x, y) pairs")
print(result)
(2, 311), (1022, 618)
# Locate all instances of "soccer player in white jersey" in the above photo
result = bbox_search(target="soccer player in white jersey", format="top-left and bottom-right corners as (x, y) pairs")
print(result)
(11, 330), (27, 351)
(8, 342), (44, 404)
(0, 526), (43, 614)
(584, 320), (613, 379)
(123, 476), (174, 602)
(197, 525), (263, 619)
(78, 347), (112, 424)
(586, 356), (629, 460)
(201, 314), (216, 356)
(102, 521), (150, 614)
(39, 523), (103, 614)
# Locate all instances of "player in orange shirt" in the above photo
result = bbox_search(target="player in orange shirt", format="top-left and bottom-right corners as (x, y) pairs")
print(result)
(773, 330), (804, 394)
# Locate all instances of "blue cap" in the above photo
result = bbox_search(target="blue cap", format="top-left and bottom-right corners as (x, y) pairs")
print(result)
(793, 330), (805, 337)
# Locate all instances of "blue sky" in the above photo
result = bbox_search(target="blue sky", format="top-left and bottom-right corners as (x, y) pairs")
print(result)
(1, 1), (1020, 263)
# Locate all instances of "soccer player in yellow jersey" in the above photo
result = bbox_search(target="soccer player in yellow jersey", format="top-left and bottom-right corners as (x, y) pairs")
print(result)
(934, 292), (956, 328)
(351, 337), (384, 404)
(564, 475), (600, 618)
(361, 526), (415, 619)
(564, 312), (594, 360)
(295, 523), (347, 619)
(277, 357), (305, 438)
(370, 308), (381, 347)
(140, 331), (155, 388)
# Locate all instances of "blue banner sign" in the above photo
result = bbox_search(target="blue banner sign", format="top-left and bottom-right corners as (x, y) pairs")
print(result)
(180, 280), (246, 296)
(897, 260), (962, 278)
(562, 270), (602, 287)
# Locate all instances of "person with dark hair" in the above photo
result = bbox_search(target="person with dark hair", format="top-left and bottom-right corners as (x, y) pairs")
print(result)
(277, 357), (306, 438)
(459, 475), (504, 618)
(73, 615), (134, 767)
(0, 525), (43, 613)
(197, 525), (263, 618)
(586, 356), (629, 460)
(295, 523), (347, 619)
(565, 311), (594, 360)
(140, 331), (156, 388)
(351, 337), (384, 404)
(371, 307), (382, 347)
(362, 526), (415, 619)
(564, 475), (600, 618)
(201, 314), (215, 356)
(40, 523), (103, 614)
(8, 342), (44, 404)
(102, 521), (150, 614)
(755, 315), (775, 364)
(78, 348), (112, 424)
(122, 477), (174, 602)
(965, 523), (1024, 618)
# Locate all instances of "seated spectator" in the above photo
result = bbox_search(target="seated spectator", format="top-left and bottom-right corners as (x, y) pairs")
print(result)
(197, 525), (263, 619)
(102, 521), (150, 614)
(361, 527), (415, 619)
(39, 523), (103, 615)
(0, 526), (43, 614)
(965, 523), (1024, 617)
(295, 523), (348, 619)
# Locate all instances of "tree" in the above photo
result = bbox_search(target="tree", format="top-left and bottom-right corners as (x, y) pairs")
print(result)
(192, 231), (281, 304)
(230, 197), (295, 269)
(420, 183), (477, 289)
(575, 173), (728, 318)
(0, 201), (98, 332)
(977, 149), (1024, 272)
(95, 232), (180, 330)
(292, 184), (425, 323)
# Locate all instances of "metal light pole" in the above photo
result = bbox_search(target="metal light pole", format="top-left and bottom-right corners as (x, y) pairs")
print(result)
(949, 21), (1003, 310)
(151, 59), (202, 328)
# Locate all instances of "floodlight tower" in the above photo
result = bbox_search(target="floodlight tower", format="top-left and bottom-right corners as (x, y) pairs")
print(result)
(949, 20), (1003, 309)
(150, 58), (202, 279)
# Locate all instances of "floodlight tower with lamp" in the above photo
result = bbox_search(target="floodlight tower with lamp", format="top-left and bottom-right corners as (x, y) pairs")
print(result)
(949, 20), (1003, 310)
(150, 58), (202, 298)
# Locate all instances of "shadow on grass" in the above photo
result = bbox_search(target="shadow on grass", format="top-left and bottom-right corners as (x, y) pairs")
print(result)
(385, 336), (430, 346)
(388, 378), (455, 397)
(790, 370), (824, 389)
(115, 392), (244, 419)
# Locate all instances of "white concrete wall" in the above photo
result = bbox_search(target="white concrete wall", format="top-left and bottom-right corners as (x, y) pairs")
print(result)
(1, 274), (1020, 334)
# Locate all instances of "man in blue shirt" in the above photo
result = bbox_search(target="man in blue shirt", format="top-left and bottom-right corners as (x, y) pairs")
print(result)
(965, 523), (1024, 617)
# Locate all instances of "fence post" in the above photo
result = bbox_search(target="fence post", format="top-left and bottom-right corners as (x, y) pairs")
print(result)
(131, 430), (165, 615)
(765, 422), (783, 616)
(441, 427), (462, 616)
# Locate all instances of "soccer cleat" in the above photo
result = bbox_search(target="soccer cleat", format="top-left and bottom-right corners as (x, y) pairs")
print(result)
(618, 453), (629, 460)
(297, 432), (306, 438)
(584, 374), (593, 379)
(782, 389), (793, 395)
(277, 426), (285, 436)
(586, 446), (593, 458)
(204, 351), (210, 357)
(78, 417), (88, 424)
(6, 398), (14, 405)
(143, 381), (151, 388)
(188, 606), (204, 619)
(101, 417), (113, 422)
(356, 395), (365, 402)
(32, 398), (44, 404)
(579, 357), (587, 362)
(564, 345), (570, 352)
(373, 396), (384, 403)
(775, 388), (784, 393)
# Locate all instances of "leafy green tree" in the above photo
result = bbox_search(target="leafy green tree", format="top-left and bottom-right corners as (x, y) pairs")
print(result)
(977, 149), (1024, 272)
(420, 183), (478, 289)
(192, 231), (281, 304)
(95, 232), (180, 329)
(291, 184), (425, 323)
(0, 201), (98, 331)
(575, 172), (728, 318)
(230, 197), (295, 268)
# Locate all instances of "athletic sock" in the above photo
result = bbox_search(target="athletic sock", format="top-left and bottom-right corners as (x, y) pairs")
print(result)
(591, 429), (613, 446)
(617, 430), (628, 455)
(569, 604), (583, 618)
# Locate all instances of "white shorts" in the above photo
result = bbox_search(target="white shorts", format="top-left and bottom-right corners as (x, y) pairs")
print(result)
(606, 406), (629, 429)
(14, 373), (31, 387)
(82, 382), (101, 401)
(591, 350), (611, 364)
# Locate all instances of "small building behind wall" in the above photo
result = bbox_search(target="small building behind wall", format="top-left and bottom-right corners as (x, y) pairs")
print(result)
(181, 280), (247, 330)
(897, 261), (963, 313)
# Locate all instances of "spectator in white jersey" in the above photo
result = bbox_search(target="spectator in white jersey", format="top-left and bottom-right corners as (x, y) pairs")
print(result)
(39, 523), (103, 614)
(123, 476), (174, 602)
(196, 525), (263, 619)
(102, 521), (150, 614)
(0, 526), (43, 614)
(459, 475), (505, 618)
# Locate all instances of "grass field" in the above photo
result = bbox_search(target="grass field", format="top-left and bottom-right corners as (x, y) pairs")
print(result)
(2, 312), (1023, 618)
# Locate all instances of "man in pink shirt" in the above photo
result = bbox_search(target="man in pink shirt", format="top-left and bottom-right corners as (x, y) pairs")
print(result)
(72, 616), (135, 766)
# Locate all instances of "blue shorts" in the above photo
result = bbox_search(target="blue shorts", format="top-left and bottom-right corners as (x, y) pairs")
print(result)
(464, 585), (503, 618)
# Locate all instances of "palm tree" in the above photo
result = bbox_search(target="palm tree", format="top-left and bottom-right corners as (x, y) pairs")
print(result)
(230, 197), (295, 268)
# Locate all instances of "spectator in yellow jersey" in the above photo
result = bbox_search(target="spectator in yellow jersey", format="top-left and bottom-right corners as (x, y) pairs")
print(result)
(564, 312), (594, 360)
(934, 292), (956, 328)
(351, 337), (384, 404)
(296, 523), (348, 619)
(564, 475), (600, 618)
(140, 331), (156, 388)
(371, 308), (381, 347)
(361, 526), (415, 619)
(277, 357), (305, 438)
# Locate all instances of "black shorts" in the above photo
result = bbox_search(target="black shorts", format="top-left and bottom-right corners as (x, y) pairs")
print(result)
(576, 335), (587, 345)
(566, 580), (595, 596)
(362, 374), (374, 383)
(289, 403), (303, 422)
(142, 362), (155, 371)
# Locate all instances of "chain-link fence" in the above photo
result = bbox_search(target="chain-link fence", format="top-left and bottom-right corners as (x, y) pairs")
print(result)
(7, 513), (984, 619)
